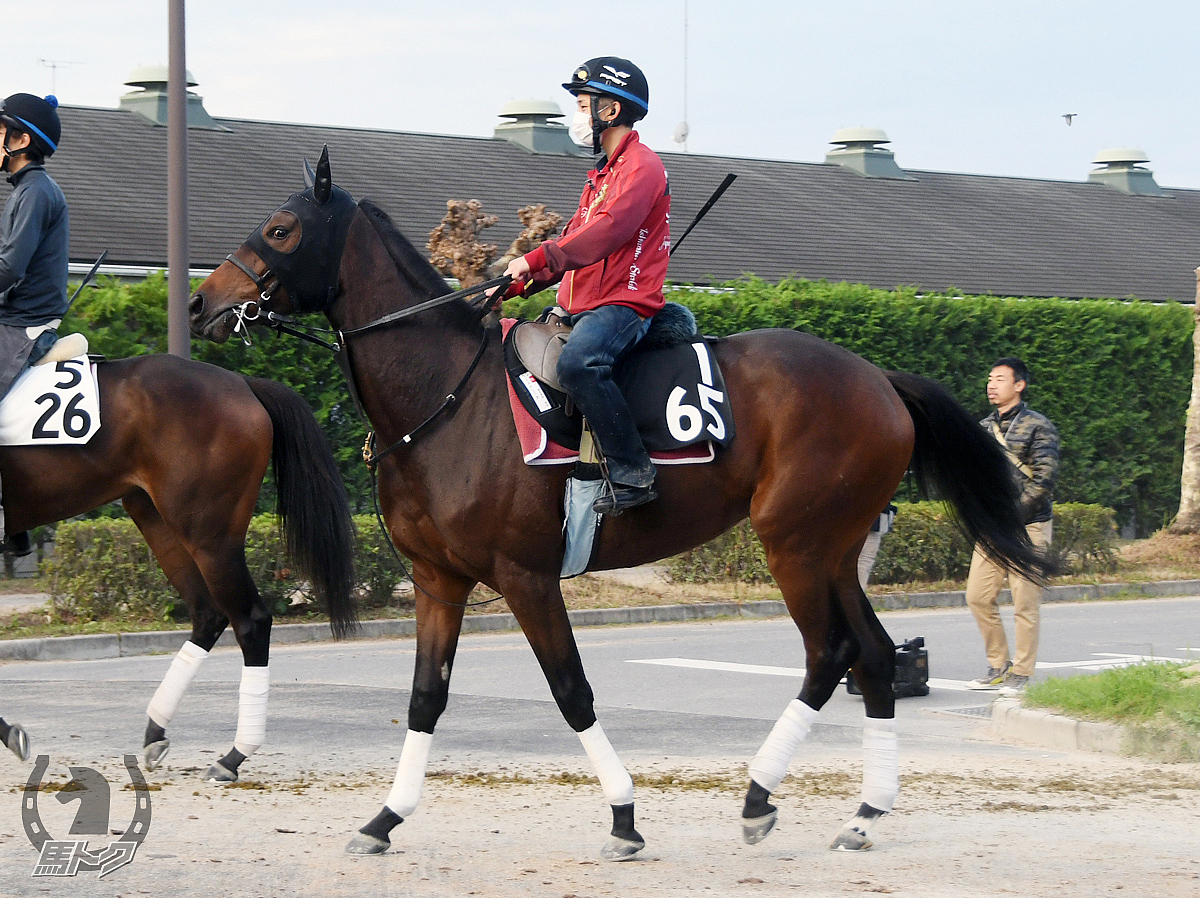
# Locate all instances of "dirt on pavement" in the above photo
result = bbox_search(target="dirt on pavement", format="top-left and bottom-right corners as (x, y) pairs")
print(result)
(1, 746), (1197, 898)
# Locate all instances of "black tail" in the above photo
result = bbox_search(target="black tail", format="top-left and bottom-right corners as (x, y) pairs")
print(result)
(886, 370), (1054, 582)
(244, 377), (358, 637)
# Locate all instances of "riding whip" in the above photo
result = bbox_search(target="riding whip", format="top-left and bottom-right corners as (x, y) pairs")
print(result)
(65, 249), (109, 311)
(670, 173), (737, 257)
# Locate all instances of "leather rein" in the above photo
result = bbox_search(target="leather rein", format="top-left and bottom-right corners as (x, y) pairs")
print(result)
(222, 263), (514, 609)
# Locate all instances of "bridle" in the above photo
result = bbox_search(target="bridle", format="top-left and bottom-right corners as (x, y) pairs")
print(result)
(218, 253), (514, 609)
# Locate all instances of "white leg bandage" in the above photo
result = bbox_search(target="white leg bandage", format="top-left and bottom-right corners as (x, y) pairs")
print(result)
(861, 717), (899, 812)
(232, 666), (270, 756)
(749, 699), (820, 792)
(385, 729), (434, 818)
(146, 641), (209, 727)
(578, 722), (635, 806)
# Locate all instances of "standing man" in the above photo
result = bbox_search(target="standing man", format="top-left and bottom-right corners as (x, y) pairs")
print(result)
(0, 92), (69, 554)
(501, 57), (670, 515)
(965, 357), (1059, 694)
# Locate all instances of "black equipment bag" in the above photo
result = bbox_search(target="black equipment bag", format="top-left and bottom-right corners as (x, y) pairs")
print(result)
(845, 637), (929, 698)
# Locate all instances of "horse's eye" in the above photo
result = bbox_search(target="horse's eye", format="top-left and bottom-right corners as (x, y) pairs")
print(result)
(271, 227), (289, 240)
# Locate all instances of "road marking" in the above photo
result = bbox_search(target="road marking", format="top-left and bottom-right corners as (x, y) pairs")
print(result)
(629, 658), (806, 677)
(628, 652), (1197, 693)
(1035, 652), (1192, 671)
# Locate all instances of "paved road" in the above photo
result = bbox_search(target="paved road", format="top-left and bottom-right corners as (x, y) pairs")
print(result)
(0, 595), (1196, 776)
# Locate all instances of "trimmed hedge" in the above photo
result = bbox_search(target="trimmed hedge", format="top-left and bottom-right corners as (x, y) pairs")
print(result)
(48, 514), (413, 624)
(661, 280), (1191, 535)
(68, 274), (1192, 533)
(668, 502), (1118, 586)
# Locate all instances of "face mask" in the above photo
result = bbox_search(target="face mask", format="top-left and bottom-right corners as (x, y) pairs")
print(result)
(568, 109), (595, 148)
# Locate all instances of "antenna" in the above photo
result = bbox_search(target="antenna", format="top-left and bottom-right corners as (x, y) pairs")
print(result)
(38, 59), (83, 95)
(673, 0), (689, 152)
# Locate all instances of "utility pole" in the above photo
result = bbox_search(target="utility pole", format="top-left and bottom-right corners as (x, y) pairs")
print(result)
(167, 0), (190, 358)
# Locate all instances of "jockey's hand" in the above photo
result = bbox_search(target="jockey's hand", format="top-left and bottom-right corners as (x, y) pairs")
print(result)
(486, 256), (530, 300)
(504, 255), (532, 283)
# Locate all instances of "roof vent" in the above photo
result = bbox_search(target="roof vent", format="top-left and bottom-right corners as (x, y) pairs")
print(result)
(119, 65), (229, 131)
(824, 127), (914, 180)
(493, 99), (586, 156)
(1088, 148), (1168, 197)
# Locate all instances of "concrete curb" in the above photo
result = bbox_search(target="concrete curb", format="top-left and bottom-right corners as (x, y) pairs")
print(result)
(0, 580), (1195, 665)
(991, 697), (1125, 754)
(872, 578), (1200, 611)
(0, 600), (790, 663)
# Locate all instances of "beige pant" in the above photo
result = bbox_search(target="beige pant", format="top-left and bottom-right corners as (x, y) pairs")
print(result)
(964, 520), (1052, 678)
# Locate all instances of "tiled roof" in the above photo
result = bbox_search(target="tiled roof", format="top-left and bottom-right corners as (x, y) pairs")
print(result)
(45, 105), (1200, 302)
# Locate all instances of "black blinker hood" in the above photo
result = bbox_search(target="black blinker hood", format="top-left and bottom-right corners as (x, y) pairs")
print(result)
(244, 147), (358, 312)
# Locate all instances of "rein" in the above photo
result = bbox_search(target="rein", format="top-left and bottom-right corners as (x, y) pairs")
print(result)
(223, 264), (513, 610)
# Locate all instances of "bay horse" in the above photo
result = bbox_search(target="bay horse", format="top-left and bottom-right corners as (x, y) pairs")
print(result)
(1, 353), (355, 781)
(189, 149), (1047, 856)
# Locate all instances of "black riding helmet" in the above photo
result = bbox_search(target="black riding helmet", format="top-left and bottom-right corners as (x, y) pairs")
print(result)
(563, 57), (648, 154)
(0, 93), (61, 158)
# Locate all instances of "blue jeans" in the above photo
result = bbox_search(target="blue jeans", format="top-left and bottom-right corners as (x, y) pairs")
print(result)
(556, 304), (655, 488)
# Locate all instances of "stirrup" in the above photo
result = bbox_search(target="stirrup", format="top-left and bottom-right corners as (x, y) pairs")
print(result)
(592, 483), (657, 515)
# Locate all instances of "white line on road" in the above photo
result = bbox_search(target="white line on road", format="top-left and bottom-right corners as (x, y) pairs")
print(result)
(628, 657), (805, 677)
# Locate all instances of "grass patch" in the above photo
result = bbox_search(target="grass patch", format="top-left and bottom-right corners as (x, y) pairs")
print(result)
(1024, 661), (1200, 761)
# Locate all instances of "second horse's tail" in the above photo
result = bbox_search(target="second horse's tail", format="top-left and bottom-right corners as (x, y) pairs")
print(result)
(886, 370), (1053, 582)
(244, 377), (358, 637)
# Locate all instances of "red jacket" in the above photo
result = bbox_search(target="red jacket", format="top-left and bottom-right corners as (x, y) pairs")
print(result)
(523, 131), (670, 318)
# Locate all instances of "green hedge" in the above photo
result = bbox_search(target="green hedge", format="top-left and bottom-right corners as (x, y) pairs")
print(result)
(48, 514), (413, 624)
(68, 274), (1192, 534)
(661, 280), (1192, 535)
(668, 502), (1118, 586)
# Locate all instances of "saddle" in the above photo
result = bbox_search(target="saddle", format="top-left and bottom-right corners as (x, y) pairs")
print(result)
(511, 309), (572, 393)
(33, 333), (89, 366)
(502, 303), (735, 457)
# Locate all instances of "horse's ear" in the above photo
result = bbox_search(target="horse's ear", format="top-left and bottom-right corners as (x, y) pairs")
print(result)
(302, 156), (316, 189)
(314, 145), (333, 205)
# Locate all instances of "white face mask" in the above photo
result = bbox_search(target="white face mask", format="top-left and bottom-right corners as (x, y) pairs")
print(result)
(569, 109), (595, 149)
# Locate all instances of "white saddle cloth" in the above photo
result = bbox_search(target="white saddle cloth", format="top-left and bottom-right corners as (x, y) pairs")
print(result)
(0, 353), (102, 446)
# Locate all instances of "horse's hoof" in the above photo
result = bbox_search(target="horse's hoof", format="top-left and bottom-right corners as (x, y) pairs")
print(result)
(345, 832), (391, 855)
(742, 809), (778, 845)
(6, 723), (29, 762)
(144, 739), (170, 771)
(203, 761), (238, 783)
(829, 826), (873, 851)
(600, 834), (645, 861)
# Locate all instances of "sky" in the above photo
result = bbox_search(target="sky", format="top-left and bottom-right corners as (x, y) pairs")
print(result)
(7, 1), (1200, 187)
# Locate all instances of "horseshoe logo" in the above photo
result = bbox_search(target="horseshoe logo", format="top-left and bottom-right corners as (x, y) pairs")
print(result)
(23, 754), (152, 851)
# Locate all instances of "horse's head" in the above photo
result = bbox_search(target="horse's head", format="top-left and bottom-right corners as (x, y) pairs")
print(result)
(190, 146), (358, 343)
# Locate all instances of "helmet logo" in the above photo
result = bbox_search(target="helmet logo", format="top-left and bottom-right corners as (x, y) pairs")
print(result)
(575, 67), (589, 82)
(598, 66), (630, 87)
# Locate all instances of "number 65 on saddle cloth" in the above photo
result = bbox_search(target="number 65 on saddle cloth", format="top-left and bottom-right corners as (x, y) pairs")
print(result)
(0, 356), (101, 445)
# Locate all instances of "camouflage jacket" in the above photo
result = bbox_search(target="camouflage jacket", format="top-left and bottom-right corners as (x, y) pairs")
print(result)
(979, 402), (1060, 524)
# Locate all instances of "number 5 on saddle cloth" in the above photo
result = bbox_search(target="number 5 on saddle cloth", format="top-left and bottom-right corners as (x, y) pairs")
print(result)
(501, 304), (736, 577)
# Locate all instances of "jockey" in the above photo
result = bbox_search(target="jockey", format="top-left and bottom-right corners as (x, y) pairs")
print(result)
(0, 92), (68, 554)
(502, 57), (670, 515)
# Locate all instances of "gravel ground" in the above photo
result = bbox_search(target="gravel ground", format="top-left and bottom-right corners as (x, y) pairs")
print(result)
(1, 746), (1197, 898)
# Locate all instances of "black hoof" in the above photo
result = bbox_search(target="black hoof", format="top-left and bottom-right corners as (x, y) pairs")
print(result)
(346, 832), (391, 855)
(603, 803), (644, 860)
(144, 739), (170, 771)
(204, 760), (238, 783)
(6, 723), (29, 762)
(347, 807), (403, 855)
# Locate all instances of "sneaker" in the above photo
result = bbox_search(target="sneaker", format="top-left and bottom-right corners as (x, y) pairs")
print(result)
(966, 660), (1013, 690)
(592, 483), (658, 516)
(998, 675), (1030, 696)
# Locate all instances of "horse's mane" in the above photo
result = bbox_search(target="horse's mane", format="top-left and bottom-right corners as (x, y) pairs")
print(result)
(355, 200), (482, 328)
